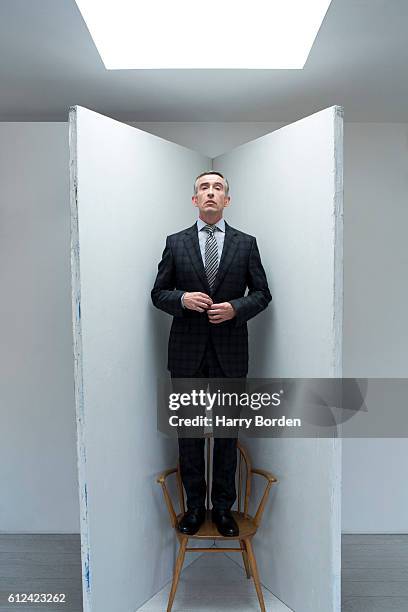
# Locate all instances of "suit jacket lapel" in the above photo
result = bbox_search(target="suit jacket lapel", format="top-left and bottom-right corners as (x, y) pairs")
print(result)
(183, 222), (211, 293)
(182, 220), (239, 296)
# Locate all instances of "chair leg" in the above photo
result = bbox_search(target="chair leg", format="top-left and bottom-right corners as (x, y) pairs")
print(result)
(244, 537), (266, 612)
(167, 536), (188, 612)
(240, 539), (251, 578)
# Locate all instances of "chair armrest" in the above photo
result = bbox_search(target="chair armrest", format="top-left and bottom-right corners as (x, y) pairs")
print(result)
(251, 468), (278, 483)
(156, 467), (177, 484)
(251, 468), (278, 527)
(156, 468), (179, 528)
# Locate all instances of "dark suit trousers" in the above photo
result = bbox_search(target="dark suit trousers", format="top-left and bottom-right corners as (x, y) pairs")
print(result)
(171, 335), (246, 512)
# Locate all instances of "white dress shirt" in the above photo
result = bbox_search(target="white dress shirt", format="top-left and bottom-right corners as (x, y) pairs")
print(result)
(181, 217), (225, 307)
(197, 217), (225, 264)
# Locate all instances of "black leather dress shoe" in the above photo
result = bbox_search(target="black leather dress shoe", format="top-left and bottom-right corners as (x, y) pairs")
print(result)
(178, 508), (206, 535)
(211, 509), (239, 537)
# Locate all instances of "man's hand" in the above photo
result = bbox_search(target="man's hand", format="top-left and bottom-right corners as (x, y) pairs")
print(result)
(183, 292), (213, 312)
(207, 302), (236, 324)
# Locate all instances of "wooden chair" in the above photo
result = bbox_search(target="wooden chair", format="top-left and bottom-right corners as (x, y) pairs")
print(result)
(156, 435), (278, 612)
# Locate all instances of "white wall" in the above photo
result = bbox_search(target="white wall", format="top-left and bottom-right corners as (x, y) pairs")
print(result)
(1, 120), (406, 536)
(214, 107), (343, 612)
(342, 123), (408, 533)
(131, 122), (284, 158)
(0, 123), (78, 533)
(70, 107), (211, 612)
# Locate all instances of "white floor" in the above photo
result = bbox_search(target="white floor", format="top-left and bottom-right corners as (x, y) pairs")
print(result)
(137, 551), (292, 612)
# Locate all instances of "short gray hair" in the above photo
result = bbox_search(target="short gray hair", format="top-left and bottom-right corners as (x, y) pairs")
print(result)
(193, 171), (230, 196)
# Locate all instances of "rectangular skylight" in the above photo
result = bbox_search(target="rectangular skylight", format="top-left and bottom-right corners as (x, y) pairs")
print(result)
(74, 0), (332, 69)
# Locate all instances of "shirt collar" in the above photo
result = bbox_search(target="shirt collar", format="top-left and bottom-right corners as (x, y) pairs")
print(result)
(197, 217), (225, 232)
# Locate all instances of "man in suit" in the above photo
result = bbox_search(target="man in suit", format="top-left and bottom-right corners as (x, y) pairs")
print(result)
(151, 171), (272, 536)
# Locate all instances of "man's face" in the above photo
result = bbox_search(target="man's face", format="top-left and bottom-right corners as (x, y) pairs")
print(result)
(192, 174), (230, 218)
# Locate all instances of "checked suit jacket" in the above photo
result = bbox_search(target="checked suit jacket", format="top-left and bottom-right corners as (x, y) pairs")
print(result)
(151, 220), (272, 377)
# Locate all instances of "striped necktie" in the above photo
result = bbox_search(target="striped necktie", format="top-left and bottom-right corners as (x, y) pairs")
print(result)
(203, 224), (218, 289)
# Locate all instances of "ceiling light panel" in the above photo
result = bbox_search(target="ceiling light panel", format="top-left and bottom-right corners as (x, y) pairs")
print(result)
(75, 0), (332, 69)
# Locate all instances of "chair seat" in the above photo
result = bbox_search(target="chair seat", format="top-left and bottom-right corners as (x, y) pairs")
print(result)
(176, 509), (257, 539)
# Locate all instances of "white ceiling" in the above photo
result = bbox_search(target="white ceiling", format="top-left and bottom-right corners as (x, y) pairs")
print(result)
(0, 0), (407, 122)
